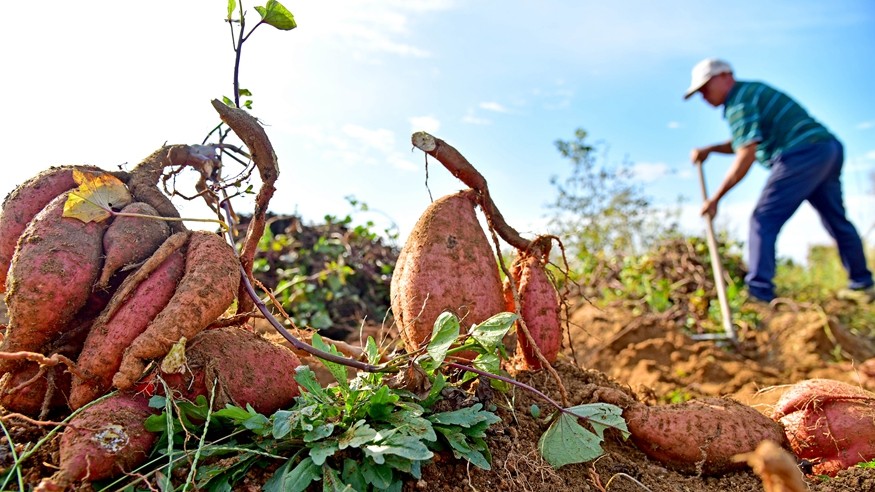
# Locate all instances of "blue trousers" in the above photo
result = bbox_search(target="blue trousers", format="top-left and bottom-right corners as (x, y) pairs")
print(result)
(746, 138), (873, 301)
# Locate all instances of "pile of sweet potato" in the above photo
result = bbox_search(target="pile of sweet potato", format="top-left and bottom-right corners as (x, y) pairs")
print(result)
(0, 163), (239, 414)
(390, 188), (562, 369)
(0, 133), (305, 485)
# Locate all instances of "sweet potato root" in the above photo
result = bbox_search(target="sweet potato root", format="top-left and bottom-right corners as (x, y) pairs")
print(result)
(70, 249), (186, 409)
(113, 231), (240, 390)
(158, 326), (302, 414)
(596, 387), (788, 475)
(40, 392), (157, 488)
(0, 311), (98, 416)
(0, 191), (108, 374)
(773, 378), (875, 476)
(98, 201), (170, 287)
(505, 251), (561, 369)
(0, 165), (102, 292)
(391, 190), (504, 354)
(624, 397), (788, 475)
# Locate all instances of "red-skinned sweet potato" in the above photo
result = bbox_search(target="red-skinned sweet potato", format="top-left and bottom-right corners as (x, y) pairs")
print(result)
(113, 231), (240, 390)
(0, 191), (108, 374)
(504, 251), (561, 369)
(597, 388), (788, 475)
(773, 378), (875, 476)
(0, 165), (102, 292)
(98, 201), (171, 287)
(0, 309), (100, 416)
(391, 190), (504, 355)
(70, 249), (186, 409)
(38, 392), (157, 488)
(157, 326), (302, 414)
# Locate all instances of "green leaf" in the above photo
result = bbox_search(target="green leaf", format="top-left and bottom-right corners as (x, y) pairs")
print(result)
(565, 403), (629, 440)
(272, 410), (294, 439)
(364, 434), (433, 464)
(263, 455), (321, 492)
(360, 460), (393, 489)
(427, 312), (460, 366)
(428, 403), (500, 428)
(254, 0), (297, 30)
(421, 372), (446, 408)
(367, 385), (399, 420)
(309, 440), (339, 466)
(387, 411), (436, 442)
(341, 459), (367, 492)
(321, 464), (349, 492)
(473, 352), (500, 375)
(537, 413), (606, 469)
(304, 422), (335, 442)
(338, 420), (378, 449)
(226, 0), (236, 19)
(365, 336), (380, 365)
(312, 333), (349, 390)
(213, 404), (252, 423)
(295, 366), (329, 401)
(469, 312), (517, 351)
(239, 88), (252, 96)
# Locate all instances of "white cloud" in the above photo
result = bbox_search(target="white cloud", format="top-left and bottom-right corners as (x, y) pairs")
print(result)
(388, 154), (419, 171)
(667, 121), (681, 129)
(342, 124), (395, 153)
(409, 115), (441, 133)
(630, 162), (671, 182)
(866, 150), (875, 160)
(479, 101), (510, 113)
(462, 114), (491, 125)
(292, 1), (456, 61)
(857, 120), (875, 130)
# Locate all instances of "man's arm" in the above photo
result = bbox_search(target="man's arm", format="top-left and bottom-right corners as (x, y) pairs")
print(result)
(701, 142), (757, 218)
(691, 140), (734, 163)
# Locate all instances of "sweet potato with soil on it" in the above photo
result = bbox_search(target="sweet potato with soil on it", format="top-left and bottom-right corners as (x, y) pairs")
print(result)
(773, 378), (875, 476)
(39, 392), (157, 488)
(0, 310), (100, 416)
(97, 201), (171, 287)
(504, 252), (561, 370)
(70, 249), (186, 409)
(112, 231), (240, 390)
(0, 191), (108, 374)
(0, 165), (102, 292)
(157, 326), (302, 415)
(596, 387), (789, 475)
(390, 190), (504, 355)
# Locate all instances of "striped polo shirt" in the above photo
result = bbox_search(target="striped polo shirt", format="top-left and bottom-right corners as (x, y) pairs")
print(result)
(723, 81), (834, 167)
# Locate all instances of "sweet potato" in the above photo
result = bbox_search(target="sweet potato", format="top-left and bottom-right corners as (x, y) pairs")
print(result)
(606, 390), (788, 475)
(97, 201), (171, 287)
(70, 249), (186, 409)
(158, 326), (302, 414)
(40, 392), (157, 488)
(504, 252), (561, 369)
(391, 190), (504, 354)
(0, 165), (102, 292)
(113, 231), (240, 390)
(0, 191), (108, 374)
(0, 311), (98, 416)
(773, 378), (875, 476)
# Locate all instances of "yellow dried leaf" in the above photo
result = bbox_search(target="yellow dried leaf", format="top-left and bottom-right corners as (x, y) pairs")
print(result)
(63, 169), (133, 223)
(160, 337), (188, 374)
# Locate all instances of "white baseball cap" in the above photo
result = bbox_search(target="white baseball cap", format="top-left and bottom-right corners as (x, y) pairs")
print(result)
(683, 58), (733, 100)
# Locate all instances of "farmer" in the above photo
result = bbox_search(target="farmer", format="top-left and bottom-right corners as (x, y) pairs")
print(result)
(684, 58), (874, 303)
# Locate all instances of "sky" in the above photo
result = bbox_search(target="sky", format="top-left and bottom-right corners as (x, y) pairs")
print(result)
(2, 1), (874, 265)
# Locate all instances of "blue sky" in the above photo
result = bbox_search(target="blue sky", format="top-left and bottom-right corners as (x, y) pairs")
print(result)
(2, 1), (874, 264)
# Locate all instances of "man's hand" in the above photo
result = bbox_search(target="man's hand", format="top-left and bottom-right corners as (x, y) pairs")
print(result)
(691, 147), (711, 164)
(701, 197), (718, 218)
